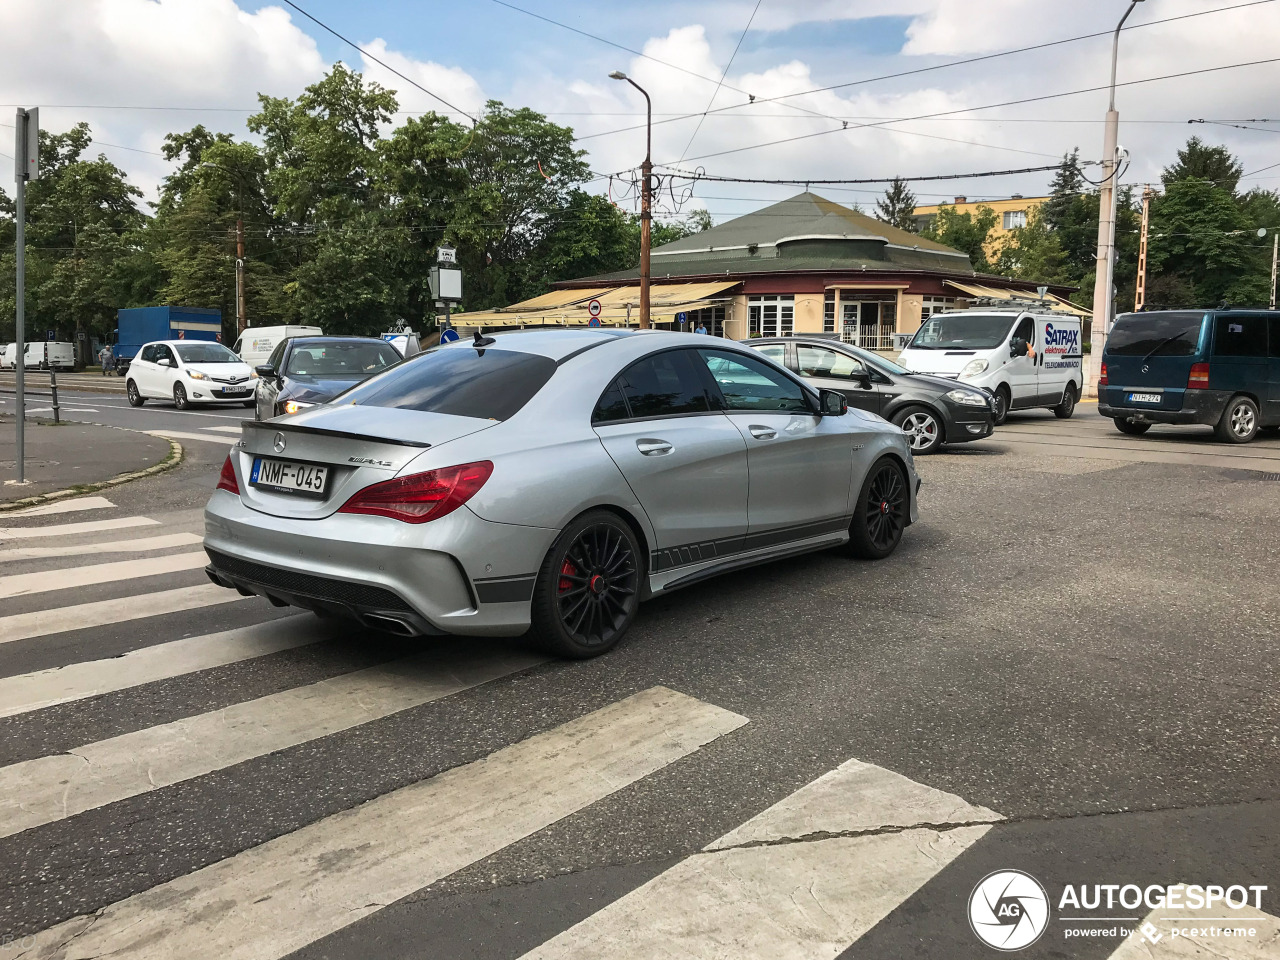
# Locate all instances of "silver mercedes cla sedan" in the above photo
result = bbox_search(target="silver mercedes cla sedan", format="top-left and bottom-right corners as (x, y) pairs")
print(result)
(205, 329), (920, 657)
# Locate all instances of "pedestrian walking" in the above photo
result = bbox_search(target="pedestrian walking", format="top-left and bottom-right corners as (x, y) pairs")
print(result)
(695, 321), (708, 335)
(98, 343), (114, 376)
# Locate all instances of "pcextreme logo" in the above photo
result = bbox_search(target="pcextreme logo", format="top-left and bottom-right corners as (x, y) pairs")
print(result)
(969, 870), (1050, 951)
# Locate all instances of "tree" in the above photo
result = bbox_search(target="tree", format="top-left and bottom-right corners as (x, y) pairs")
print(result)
(1162, 136), (1243, 195)
(992, 209), (1067, 282)
(874, 178), (917, 231)
(921, 204), (997, 271)
(1147, 178), (1252, 306)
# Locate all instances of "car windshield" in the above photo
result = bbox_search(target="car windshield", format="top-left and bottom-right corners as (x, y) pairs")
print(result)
(174, 342), (240, 363)
(1106, 312), (1206, 356)
(338, 346), (556, 420)
(285, 341), (401, 377)
(841, 343), (911, 376)
(909, 314), (1016, 350)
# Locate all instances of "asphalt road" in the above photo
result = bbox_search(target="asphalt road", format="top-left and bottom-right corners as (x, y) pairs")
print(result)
(0, 406), (1277, 959)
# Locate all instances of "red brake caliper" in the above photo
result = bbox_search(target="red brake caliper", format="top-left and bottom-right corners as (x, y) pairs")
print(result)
(559, 559), (577, 594)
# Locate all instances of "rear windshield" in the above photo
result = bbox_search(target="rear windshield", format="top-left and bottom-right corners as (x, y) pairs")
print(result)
(1106, 312), (1205, 357)
(285, 341), (400, 377)
(909, 314), (1016, 350)
(337, 347), (555, 420)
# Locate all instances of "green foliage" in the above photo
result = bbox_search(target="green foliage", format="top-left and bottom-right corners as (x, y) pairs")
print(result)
(992, 209), (1067, 282)
(921, 203), (997, 271)
(874, 178), (917, 231)
(1162, 136), (1243, 195)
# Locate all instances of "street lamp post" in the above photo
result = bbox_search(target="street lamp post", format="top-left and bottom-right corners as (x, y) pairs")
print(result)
(1088, 0), (1144, 397)
(610, 71), (652, 329)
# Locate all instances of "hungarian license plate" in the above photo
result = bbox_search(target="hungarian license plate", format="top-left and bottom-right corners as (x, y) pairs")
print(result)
(217, 388), (251, 398)
(250, 457), (328, 496)
(1127, 392), (1162, 404)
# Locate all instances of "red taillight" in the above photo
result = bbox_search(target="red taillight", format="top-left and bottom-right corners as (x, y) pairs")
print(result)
(1188, 362), (1210, 389)
(338, 461), (494, 524)
(1099, 362), (1108, 387)
(216, 454), (240, 495)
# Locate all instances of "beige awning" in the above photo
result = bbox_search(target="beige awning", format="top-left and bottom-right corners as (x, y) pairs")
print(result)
(944, 280), (1091, 318)
(453, 281), (741, 327)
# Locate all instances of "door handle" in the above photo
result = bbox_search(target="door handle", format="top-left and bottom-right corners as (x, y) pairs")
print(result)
(636, 438), (673, 456)
(748, 425), (777, 440)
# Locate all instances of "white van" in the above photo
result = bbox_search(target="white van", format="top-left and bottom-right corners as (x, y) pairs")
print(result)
(898, 309), (1083, 424)
(0, 344), (16, 370)
(23, 341), (75, 371)
(233, 326), (322, 369)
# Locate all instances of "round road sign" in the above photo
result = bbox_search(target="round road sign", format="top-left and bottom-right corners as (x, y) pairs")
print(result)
(587, 299), (602, 319)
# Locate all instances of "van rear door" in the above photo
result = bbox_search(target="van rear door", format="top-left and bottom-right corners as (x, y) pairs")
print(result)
(1102, 312), (1207, 412)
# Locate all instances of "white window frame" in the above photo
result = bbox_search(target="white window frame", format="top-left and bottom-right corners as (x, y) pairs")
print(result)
(748, 295), (794, 338)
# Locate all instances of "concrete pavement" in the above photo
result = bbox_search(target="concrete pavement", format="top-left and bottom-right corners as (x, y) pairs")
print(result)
(0, 418), (173, 502)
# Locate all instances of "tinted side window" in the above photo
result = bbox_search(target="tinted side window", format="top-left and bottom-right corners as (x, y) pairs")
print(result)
(140, 345), (157, 363)
(699, 349), (811, 413)
(1272, 318), (1280, 358)
(593, 381), (630, 423)
(616, 351), (711, 419)
(267, 340), (288, 371)
(1213, 315), (1268, 357)
(796, 344), (866, 379)
(1013, 316), (1034, 343)
(340, 348), (556, 421)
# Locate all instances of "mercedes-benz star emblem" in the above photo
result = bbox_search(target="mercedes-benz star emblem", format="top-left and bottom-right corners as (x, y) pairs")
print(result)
(273, 432), (287, 454)
(1141, 364), (1149, 373)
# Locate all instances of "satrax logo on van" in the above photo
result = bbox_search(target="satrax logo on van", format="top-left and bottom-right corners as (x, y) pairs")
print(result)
(1044, 323), (1079, 352)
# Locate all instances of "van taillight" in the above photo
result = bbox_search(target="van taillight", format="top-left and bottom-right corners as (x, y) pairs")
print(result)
(1098, 362), (1107, 387)
(1188, 363), (1210, 389)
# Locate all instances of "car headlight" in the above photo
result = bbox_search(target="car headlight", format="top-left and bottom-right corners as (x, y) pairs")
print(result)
(958, 359), (988, 378)
(187, 370), (209, 381)
(283, 400), (315, 415)
(945, 389), (988, 407)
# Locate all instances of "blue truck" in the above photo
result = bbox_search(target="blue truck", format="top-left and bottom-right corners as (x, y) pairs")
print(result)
(114, 307), (223, 374)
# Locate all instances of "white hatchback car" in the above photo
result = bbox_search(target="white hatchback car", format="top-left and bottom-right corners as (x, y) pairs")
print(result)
(126, 340), (255, 409)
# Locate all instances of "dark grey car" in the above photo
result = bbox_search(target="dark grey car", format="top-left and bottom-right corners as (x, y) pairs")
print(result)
(748, 337), (995, 454)
(255, 336), (403, 421)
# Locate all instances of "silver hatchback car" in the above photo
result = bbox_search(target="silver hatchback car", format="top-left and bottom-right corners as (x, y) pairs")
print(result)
(205, 330), (920, 657)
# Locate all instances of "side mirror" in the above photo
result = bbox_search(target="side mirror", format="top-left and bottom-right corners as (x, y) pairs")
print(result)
(850, 370), (873, 390)
(1010, 338), (1029, 358)
(819, 388), (848, 416)
(158, 357), (172, 367)
(255, 364), (277, 380)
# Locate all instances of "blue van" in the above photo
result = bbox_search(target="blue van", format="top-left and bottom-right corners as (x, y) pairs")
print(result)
(1099, 309), (1279, 443)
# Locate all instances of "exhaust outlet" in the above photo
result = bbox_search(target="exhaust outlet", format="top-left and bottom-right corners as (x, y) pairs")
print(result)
(363, 614), (417, 637)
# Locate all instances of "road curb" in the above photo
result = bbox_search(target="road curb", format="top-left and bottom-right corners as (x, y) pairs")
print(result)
(0, 428), (185, 513)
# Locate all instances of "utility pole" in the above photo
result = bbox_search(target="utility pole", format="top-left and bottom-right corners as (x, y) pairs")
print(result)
(236, 217), (247, 335)
(1271, 232), (1278, 310)
(610, 71), (652, 328)
(1134, 185), (1153, 312)
(1088, 0), (1143, 397)
(12, 108), (38, 486)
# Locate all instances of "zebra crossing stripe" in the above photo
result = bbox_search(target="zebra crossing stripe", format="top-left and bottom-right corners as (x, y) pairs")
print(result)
(207, 425), (245, 434)
(16, 686), (747, 960)
(0, 583), (245, 645)
(1106, 902), (1280, 958)
(0, 643), (549, 840)
(0, 614), (324, 718)
(522, 758), (1002, 960)
(0, 516), (158, 540)
(0, 532), (203, 563)
(3, 497), (115, 518)
(0, 551), (209, 600)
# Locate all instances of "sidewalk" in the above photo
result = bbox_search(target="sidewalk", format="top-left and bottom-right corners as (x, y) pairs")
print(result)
(0, 417), (172, 501)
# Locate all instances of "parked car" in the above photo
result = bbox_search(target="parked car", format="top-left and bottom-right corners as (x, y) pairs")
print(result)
(254, 336), (403, 421)
(1099, 309), (1280, 443)
(233, 325), (323, 370)
(747, 336), (993, 454)
(897, 309), (1083, 425)
(205, 329), (920, 657)
(126, 340), (255, 409)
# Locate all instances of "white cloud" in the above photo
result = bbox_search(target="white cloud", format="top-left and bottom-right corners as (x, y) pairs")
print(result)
(357, 39), (486, 120)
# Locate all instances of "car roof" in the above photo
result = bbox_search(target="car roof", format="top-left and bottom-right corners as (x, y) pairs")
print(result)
(433, 328), (698, 363)
(287, 336), (392, 346)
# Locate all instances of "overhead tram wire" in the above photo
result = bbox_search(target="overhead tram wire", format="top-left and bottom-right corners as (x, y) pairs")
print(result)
(649, 162), (1070, 187)
(575, 0), (1280, 145)
(679, 0), (762, 162)
(643, 56), (1280, 169)
(277, 0), (478, 123)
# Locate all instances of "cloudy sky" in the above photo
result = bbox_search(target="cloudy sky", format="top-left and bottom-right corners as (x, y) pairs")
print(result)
(2, 0), (1278, 222)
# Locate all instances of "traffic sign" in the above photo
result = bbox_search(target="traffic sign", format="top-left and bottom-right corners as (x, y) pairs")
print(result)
(676, 312), (687, 324)
(588, 317), (601, 328)
(46, 330), (54, 341)
(587, 299), (602, 319)
(440, 328), (460, 344)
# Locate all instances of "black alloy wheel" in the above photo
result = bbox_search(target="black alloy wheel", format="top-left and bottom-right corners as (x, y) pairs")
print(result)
(126, 379), (145, 408)
(173, 382), (190, 410)
(531, 510), (642, 658)
(1054, 384), (1077, 419)
(847, 457), (908, 560)
(991, 386), (1011, 426)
